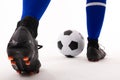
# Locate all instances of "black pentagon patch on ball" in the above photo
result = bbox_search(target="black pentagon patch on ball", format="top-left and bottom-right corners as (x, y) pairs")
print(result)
(64, 30), (72, 35)
(65, 55), (74, 58)
(58, 41), (63, 49)
(69, 41), (78, 50)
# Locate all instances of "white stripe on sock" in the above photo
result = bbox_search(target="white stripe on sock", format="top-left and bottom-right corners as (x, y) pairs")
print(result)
(86, 2), (106, 7)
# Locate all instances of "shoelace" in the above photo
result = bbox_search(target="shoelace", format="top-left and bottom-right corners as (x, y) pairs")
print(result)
(38, 45), (43, 49)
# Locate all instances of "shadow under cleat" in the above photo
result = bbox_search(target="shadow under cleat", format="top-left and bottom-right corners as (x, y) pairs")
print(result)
(17, 69), (40, 75)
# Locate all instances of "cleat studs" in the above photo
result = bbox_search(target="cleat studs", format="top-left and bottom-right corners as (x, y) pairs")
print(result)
(17, 70), (21, 74)
(25, 61), (31, 65)
(11, 61), (16, 65)
(8, 56), (14, 60)
(23, 57), (29, 61)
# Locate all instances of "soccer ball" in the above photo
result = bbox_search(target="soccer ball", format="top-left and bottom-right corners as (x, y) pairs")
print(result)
(57, 30), (85, 57)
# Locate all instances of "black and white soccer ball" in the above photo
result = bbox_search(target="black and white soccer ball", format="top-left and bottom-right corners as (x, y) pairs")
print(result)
(57, 30), (85, 58)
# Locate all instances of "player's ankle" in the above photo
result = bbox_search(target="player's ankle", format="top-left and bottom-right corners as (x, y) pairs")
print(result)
(17, 16), (39, 38)
(87, 38), (99, 49)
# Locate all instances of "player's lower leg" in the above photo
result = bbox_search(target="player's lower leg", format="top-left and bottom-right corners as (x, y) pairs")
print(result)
(7, 0), (50, 74)
(86, 0), (106, 61)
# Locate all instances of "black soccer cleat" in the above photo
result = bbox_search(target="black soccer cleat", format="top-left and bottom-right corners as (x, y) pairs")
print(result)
(87, 47), (106, 61)
(7, 17), (42, 74)
(87, 38), (106, 62)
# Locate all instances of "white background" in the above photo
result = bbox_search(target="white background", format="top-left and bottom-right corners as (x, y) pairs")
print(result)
(0, 0), (120, 80)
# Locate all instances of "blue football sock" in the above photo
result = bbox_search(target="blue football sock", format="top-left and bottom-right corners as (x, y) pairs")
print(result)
(21, 0), (50, 21)
(86, 0), (106, 40)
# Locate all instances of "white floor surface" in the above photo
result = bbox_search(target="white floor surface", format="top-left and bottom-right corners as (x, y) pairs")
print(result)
(0, 0), (120, 80)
